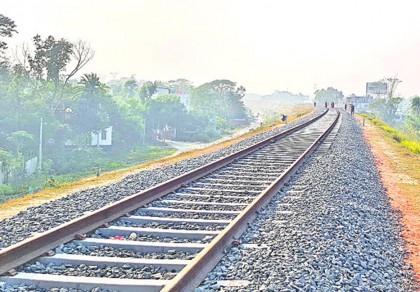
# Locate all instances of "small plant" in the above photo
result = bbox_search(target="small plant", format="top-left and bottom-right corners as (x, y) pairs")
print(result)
(45, 176), (61, 188)
(0, 184), (15, 196)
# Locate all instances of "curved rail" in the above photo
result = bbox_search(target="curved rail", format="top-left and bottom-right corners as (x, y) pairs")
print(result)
(0, 110), (329, 276)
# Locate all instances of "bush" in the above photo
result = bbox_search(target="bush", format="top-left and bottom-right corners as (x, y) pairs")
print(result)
(0, 184), (15, 196)
(401, 140), (420, 154)
(391, 133), (402, 142)
(44, 176), (61, 188)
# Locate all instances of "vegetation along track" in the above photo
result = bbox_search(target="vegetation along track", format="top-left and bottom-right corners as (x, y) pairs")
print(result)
(0, 109), (339, 292)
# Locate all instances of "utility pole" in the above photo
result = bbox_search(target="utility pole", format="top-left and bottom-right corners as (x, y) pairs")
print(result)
(38, 117), (43, 172)
(142, 117), (146, 145)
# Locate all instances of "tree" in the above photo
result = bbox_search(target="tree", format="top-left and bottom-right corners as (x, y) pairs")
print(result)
(405, 96), (420, 139)
(111, 96), (146, 148)
(369, 97), (402, 126)
(168, 78), (193, 93)
(314, 87), (343, 103)
(6, 131), (34, 155)
(0, 14), (17, 53)
(146, 94), (188, 138)
(411, 96), (420, 115)
(124, 78), (138, 98)
(69, 73), (113, 145)
(63, 40), (94, 88)
(209, 79), (245, 105)
(0, 150), (18, 183)
(382, 76), (402, 99)
(27, 36), (94, 113)
(139, 81), (158, 104)
(191, 79), (247, 122)
(28, 35), (73, 84)
(190, 83), (221, 121)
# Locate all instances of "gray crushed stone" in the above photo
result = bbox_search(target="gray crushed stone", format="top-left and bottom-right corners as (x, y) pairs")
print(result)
(197, 111), (418, 291)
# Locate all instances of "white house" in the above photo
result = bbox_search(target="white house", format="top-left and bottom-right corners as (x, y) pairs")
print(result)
(91, 126), (113, 148)
(151, 87), (171, 99)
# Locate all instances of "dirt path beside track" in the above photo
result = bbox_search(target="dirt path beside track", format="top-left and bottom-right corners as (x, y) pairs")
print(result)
(358, 115), (420, 282)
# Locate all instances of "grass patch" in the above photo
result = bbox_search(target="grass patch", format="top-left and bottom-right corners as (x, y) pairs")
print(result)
(0, 145), (176, 202)
(361, 114), (420, 154)
(127, 146), (176, 164)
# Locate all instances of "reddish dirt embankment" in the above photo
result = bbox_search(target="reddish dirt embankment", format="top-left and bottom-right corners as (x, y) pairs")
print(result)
(359, 117), (420, 283)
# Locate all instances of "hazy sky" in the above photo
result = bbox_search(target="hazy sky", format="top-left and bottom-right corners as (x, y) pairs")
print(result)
(2, 0), (420, 97)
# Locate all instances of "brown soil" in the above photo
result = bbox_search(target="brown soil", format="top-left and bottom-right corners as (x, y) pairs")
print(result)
(358, 116), (420, 283)
(0, 107), (313, 220)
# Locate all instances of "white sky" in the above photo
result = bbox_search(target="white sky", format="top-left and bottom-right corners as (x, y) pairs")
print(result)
(2, 0), (420, 96)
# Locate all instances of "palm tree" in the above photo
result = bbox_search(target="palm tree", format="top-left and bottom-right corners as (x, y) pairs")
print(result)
(80, 73), (104, 95)
(70, 73), (111, 146)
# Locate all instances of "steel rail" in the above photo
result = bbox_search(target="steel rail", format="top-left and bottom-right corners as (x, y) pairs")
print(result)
(0, 109), (328, 276)
(162, 110), (340, 292)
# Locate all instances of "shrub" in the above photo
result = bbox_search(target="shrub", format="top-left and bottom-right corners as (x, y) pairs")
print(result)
(44, 176), (61, 188)
(401, 140), (420, 154)
(0, 184), (15, 196)
(391, 133), (402, 142)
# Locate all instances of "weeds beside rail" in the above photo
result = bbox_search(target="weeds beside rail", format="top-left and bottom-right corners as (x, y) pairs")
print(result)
(361, 114), (420, 154)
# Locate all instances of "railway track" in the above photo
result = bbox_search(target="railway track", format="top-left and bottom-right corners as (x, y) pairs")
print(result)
(0, 109), (339, 292)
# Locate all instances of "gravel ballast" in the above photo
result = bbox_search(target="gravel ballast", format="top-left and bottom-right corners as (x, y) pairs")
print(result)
(0, 111), (321, 250)
(197, 111), (418, 291)
(19, 262), (177, 280)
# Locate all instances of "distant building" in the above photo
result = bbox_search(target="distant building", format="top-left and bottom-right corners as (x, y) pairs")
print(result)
(151, 87), (171, 98)
(174, 90), (191, 112)
(346, 95), (373, 113)
(152, 87), (191, 112)
(91, 126), (113, 149)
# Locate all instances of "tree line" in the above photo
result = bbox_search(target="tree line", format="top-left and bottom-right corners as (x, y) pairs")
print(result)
(0, 14), (249, 185)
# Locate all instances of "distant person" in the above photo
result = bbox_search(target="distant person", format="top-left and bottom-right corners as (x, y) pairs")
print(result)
(351, 104), (355, 115)
(325, 101), (328, 108)
(314, 102), (317, 108)
(281, 114), (288, 124)
(344, 104), (347, 111)
(331, 102), (335, 108)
